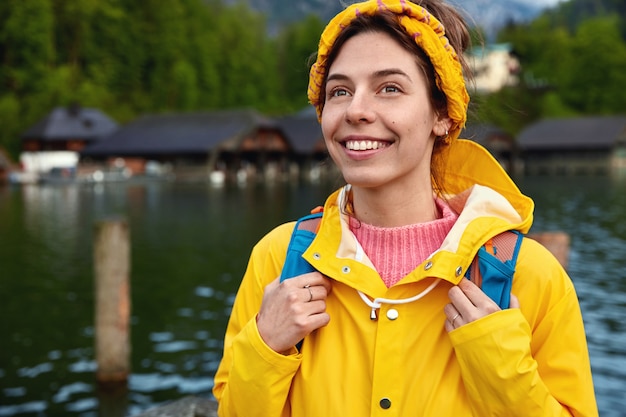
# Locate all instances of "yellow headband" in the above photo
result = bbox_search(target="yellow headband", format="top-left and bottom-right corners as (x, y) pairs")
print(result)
(308, 0), (469, 142)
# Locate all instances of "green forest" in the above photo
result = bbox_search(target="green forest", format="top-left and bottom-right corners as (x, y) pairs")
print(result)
(1, 0), (625, 159)
(478, 0), (626, 134)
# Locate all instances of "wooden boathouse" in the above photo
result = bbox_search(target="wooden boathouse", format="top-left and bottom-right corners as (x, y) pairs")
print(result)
(518, 116), (626, 176)
(80, 109), (302, 183)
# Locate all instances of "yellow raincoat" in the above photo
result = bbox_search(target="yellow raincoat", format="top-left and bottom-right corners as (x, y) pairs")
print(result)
(213, 140), (598, 416)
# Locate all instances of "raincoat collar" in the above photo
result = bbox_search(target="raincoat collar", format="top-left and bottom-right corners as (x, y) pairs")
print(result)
(304, 140), (534, 291)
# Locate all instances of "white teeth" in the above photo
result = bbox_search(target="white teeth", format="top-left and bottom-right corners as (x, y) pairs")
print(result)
(345, 140), (387, 150)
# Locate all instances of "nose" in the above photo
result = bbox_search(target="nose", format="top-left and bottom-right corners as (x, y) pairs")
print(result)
(345, 91), (375, 124)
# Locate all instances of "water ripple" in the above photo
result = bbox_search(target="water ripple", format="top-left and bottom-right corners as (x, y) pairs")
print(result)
(52, 382), (92, 404)
(0, 401), (46, 416)
(153, 340), (198, 353)
(16, 363), (53, 378)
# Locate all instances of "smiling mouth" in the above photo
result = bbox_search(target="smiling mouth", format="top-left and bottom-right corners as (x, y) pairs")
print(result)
(345, 140), (391, 151)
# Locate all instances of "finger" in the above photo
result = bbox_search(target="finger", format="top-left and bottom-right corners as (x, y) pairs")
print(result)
(303, 310), (331, 330)
(448, 280), (500, 325)
(310, 282), (333, 301)
(305, 299), (329, 316)
(455, 279), (500, 311)
(443, 303), (463, 332)
(509, 293), (520, 309)
(319, 276), (333, 294)
(443, 303), (460, 321)
(455, 279), (483, 304)
(306, 272), (333, 293)
(444, 318), (456, 332)
(288, 272), (333, 297)
(447, 282), (476, 315)
(303, 285), (314, 303)
(287, 271), (326, 287)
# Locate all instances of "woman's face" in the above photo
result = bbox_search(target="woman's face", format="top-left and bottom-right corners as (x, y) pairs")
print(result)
(321, 31), (449, 192)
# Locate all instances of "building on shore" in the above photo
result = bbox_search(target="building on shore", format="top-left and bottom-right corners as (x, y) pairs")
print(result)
(21, 104), (610, 185)
(80, 109), (301, 184)
(518, 116), (626, 176)
(17, 105), (118, 182)
(275, 108), (337, 183)
(466, 43), (520, 94)
(21, 104), (118, 153)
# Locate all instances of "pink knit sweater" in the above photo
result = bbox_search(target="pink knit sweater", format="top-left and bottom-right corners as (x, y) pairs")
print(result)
(349, 199), (458, 287)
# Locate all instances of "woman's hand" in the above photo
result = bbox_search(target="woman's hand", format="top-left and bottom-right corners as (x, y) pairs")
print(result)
(257, 272), (332, 354)
(444, 279), (520, 332)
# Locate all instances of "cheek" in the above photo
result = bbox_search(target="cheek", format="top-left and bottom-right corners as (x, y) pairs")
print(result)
(321, 119), (330, 142)
(320, 111), (337, 140)
(321, 122), (335, 154)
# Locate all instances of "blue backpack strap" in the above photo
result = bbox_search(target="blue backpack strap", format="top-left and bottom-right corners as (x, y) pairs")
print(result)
(280, 210), (323, 351)
(466, 230), (524, 309)
(279, 211), (323, 282)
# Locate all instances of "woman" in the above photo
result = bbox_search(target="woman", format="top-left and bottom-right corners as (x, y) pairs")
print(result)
(213, 1), (598, 415)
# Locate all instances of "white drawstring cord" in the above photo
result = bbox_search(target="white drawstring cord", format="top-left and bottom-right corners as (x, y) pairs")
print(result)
(341, 184), (442, 320)
(357, 279), (442, 320)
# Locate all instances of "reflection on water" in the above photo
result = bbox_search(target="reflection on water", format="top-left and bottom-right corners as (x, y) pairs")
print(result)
(0, 177), (625, 416)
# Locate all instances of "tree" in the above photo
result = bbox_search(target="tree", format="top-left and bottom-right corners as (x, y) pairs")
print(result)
(0, 0), (55, 155)
(494, 1), (626, 129)
(560, 16), (626, 113)
(276, 14), (325, 111)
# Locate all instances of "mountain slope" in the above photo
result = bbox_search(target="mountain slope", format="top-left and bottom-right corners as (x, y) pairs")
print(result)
(451, 0), (546, 38)
(244, 0), (553, 37)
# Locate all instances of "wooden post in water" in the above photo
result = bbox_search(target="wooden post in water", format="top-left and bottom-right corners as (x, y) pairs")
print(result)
(94, 218), (131, 384)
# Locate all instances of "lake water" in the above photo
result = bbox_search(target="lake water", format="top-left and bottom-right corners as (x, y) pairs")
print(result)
(0, 176), (624, 416)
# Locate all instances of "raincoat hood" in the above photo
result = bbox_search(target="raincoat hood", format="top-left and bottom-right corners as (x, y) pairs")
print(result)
(303, 139), (534, 296)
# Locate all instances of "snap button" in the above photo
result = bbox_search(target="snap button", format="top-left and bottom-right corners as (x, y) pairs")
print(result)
(424, 261), (433, 271)
(379, 397), (391, 409)
(455, 266), (463, 277)
(386, 309), (399, 320)
(313, 252), (321, 260)
(342, 266), (350, 274)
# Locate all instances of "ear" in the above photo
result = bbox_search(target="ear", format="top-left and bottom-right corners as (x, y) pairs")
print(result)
(433, 116), (453, 138)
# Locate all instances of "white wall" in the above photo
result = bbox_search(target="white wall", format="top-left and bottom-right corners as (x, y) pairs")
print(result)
(20, 151), (79, 174)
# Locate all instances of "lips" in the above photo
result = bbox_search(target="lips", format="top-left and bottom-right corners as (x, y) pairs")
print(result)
(344, 139), (391, 151)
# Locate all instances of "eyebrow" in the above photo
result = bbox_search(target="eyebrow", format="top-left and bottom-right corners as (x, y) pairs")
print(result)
(326, 68), (412, 83)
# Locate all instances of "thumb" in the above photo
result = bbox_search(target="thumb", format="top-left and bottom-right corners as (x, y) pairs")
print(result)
(509, 293), (520, 309)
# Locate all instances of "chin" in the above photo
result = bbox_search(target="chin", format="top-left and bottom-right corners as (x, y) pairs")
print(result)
(341, 173), (388, 189)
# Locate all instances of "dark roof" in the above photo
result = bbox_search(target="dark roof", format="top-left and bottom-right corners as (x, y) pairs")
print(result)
(21, 106), (118, 142)
(461, 124), (511, 143)
(276, 112), (324, 154)
(296, 105), (318, 118)
(518, 116), (626, 151)
(81, 109), (278, 157)
(461, 123), (514, 153)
